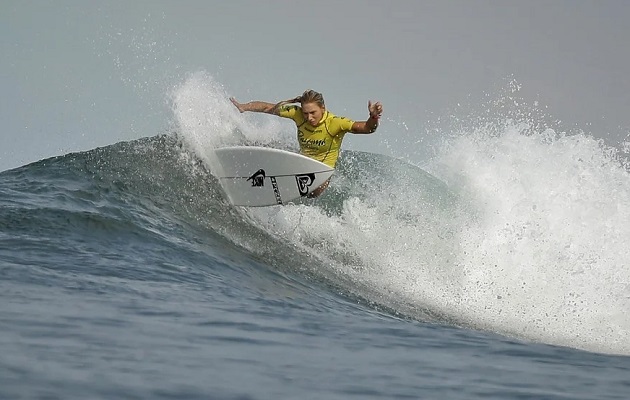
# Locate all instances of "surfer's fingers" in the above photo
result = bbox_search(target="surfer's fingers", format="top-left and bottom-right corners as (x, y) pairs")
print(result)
(368, 101), (382, 116)
(229, 97), (244, 113)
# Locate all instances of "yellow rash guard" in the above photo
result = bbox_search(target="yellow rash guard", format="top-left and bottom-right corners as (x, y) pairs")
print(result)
(279, 105), (355, 168)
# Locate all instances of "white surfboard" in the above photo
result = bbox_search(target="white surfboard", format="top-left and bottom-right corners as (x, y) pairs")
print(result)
(212, 146), (335, 207)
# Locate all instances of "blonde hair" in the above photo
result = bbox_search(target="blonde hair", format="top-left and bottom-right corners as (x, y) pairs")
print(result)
(274, 89), (325, 110)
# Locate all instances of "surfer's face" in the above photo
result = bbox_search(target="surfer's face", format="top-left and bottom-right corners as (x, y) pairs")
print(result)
(302, 102), (325, 126)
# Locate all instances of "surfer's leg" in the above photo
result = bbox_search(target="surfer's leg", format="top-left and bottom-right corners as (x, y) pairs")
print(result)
(307, 179), (330, 198)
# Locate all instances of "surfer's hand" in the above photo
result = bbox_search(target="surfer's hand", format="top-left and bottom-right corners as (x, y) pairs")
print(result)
(368, 101), (383, 118)
(230, 97), (245, 113)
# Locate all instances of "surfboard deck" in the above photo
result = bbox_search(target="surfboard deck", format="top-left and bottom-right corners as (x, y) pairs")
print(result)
(213, 146), (334, 207)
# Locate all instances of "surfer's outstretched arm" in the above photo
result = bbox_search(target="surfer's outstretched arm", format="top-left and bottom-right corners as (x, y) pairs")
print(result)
(230, 98), (279, 115)
(351, 100), (383, 134)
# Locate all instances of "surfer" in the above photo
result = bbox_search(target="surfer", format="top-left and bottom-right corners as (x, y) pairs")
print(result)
(230, 90), (383, 197)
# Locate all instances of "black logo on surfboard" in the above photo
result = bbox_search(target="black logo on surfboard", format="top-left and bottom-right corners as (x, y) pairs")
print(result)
(270, 176), (282, 205)
(247, 169), (266, 187)
(295, 173), (316, 196)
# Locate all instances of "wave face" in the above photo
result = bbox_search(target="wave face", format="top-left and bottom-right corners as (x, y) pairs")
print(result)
(2, 72), (629, 358)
